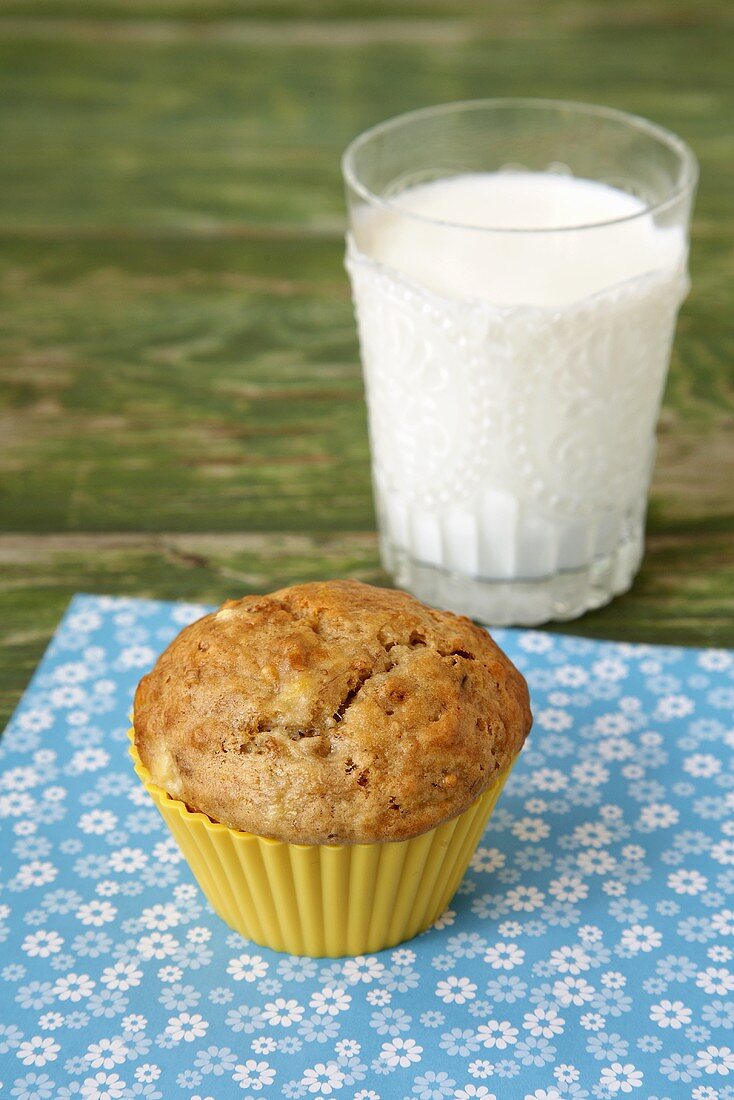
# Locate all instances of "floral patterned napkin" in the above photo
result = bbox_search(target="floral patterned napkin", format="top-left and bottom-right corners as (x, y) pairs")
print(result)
(0, 595), (732, 1100)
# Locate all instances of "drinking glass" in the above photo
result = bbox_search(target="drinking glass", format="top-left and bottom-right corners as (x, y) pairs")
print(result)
(343, 99), (697, 625)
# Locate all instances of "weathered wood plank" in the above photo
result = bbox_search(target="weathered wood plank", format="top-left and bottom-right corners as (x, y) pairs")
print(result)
(2, 231), (731, 533)
(1, 26), (732, 230)
(0, 232), (372, 532)
(1, 1), (732, 27)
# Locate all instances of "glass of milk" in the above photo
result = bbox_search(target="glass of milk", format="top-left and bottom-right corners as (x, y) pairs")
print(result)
(343, 99), (697, 625)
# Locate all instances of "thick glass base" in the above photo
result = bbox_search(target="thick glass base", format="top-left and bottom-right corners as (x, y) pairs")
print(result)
(383, 529), (644, 627)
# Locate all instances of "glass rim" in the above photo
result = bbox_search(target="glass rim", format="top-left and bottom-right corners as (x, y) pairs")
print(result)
(342, 97), (699, 235)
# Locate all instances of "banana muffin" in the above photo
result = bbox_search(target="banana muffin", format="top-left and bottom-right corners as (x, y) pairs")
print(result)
(133, 579), (531, 845)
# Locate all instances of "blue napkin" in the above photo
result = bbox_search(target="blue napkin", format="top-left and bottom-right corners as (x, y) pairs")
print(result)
(0, 594), (732, 1100)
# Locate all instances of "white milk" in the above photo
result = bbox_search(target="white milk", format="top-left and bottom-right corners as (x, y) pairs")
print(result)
(346, 172), (689, 623)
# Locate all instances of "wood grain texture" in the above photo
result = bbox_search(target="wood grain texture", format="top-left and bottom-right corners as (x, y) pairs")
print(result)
(1, 0), (733, 724)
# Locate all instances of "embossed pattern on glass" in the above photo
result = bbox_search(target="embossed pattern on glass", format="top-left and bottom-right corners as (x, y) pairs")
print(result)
(343, 101), (698, 625)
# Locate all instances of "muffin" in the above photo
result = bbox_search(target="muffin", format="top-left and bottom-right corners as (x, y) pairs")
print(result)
(131, 580), (531, 955)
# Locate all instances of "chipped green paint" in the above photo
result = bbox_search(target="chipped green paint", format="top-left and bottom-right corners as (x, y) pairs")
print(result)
(1, 1), (733, 724)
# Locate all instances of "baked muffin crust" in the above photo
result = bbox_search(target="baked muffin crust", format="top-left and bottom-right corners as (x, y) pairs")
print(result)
(134, 580), (532, 844)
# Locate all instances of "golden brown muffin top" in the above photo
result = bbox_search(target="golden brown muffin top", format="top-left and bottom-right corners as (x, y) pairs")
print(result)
(133, 580), (531, 844)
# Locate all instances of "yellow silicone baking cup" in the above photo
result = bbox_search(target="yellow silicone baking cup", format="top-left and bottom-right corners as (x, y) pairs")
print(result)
(129, 729), (513, 957)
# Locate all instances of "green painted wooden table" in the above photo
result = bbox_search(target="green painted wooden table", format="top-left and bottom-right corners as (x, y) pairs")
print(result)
(2, 0), (733, 724)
